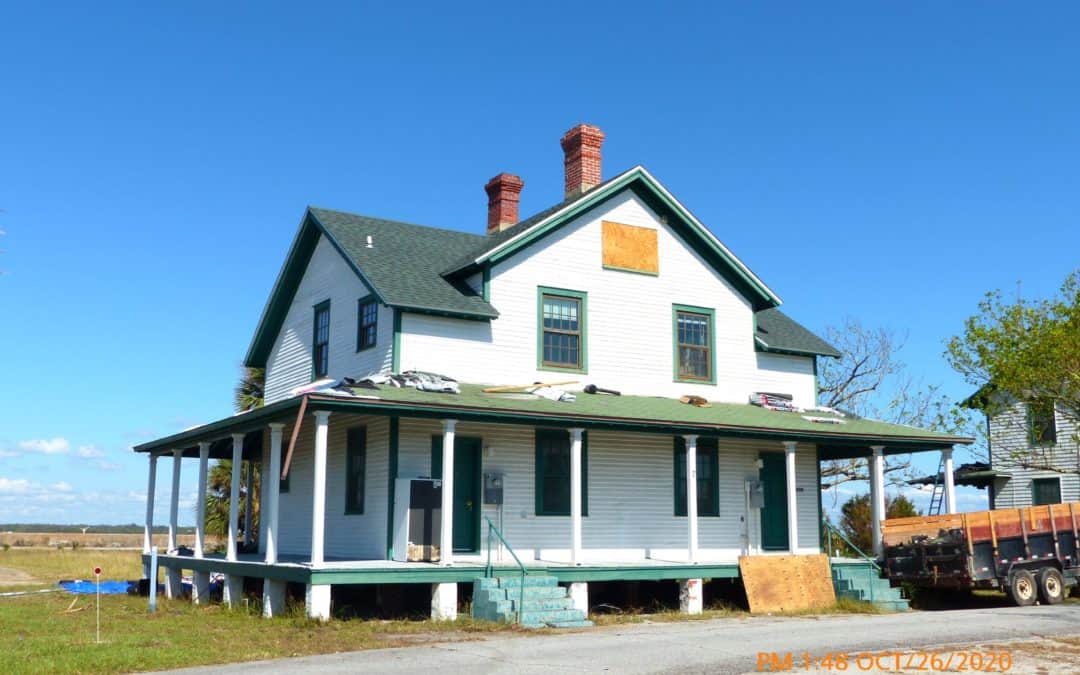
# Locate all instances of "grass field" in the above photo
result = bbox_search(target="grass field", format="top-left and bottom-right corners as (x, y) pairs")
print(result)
(0, 548), (882, 673)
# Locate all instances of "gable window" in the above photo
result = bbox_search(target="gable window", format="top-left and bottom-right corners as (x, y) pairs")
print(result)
(1032, 477), (1061, 506)
(1028, 400), (1057, 445)
(534, 429), (588, 516)
(674, 438), (720, 516)
(537, 287), (587, 372)
(345, 426), (366, 514)
(673, 304), (715, 383)
(357, 297), (378, 351)
(312, 300), (331, 379)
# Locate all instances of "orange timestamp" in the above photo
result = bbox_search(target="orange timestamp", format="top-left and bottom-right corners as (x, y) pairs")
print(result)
(756, 650), (1013, 672)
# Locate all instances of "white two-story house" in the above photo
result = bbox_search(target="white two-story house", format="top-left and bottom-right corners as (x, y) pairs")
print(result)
(135, 124), (969, 622)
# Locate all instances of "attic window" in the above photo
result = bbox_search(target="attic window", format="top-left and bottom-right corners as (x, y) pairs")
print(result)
(1028, 400), (1057, 445)
(602, 221), (659, 275)
(312, 300), (330, 379)
(357, 297), (378, 351)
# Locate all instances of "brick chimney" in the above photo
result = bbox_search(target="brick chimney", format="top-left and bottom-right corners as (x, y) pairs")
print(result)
(484, 173), (525, 234)
(560, 123), (605, 198)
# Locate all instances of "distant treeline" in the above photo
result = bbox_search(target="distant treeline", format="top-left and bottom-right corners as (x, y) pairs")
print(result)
(0, 524), (196, 534)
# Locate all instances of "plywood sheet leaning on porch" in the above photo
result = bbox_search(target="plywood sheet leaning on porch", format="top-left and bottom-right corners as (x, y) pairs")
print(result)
(738, 554), (835, 614)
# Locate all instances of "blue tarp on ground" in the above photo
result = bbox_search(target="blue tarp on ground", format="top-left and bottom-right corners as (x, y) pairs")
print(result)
(59, 580), (133, 595)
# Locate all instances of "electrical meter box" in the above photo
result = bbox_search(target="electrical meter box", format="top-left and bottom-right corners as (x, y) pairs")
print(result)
(747, 480), (764, 509)
(483, 472), (504, 505)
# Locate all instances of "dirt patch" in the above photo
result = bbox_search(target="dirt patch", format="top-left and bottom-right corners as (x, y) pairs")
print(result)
(0, 566), (37, 585)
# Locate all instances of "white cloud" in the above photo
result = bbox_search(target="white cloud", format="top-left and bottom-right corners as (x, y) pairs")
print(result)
(0, 477), (32, 494)
(77, 445), (104, 459)
(0, 449), (18, 459)
(19, 437), (70, 455)
(51, 481), (73, 492)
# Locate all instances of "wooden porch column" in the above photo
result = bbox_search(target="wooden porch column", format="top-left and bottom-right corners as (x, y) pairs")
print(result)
(783, 441), (798, 554)
(439, 419), (457, 567)
(168, 449), (182, 552)
(265, 423), (284, 565)
(942, 447), (957, 515)
(143, 454), (158, 555)
(311, 411), (331, 566)
(195, 442), (210, 558)
(244, 459), (255, 545)
(684, 435), (699, 563)
(570, 427), (585, 564)
(869, 445), (886, 558)
(227, 434), (244, 562)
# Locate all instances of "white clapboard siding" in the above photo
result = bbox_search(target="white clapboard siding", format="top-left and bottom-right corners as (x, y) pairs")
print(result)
(399, 190), (817, 407)
(989, 401), (1080, 509)
(264, 235), (394, 404)
(275, 413), (389, 560)
(395, 418), (821, 563)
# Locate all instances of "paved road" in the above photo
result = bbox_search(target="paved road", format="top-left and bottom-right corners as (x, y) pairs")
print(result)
(178, 605), (1080, 674)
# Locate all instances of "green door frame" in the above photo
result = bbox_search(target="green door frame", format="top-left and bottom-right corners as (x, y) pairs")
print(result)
(431, 435), (483, 553)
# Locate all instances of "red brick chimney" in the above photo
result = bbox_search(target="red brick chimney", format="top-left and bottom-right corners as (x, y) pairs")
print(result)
(484, 173), (525, 234)
(560, 123), (605, 198)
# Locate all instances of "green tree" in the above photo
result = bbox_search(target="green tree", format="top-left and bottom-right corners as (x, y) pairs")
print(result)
(947, 270), (1080, 470)
(837, 492), (919, 555)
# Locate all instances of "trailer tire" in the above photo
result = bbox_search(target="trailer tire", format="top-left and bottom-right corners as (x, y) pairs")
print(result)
(1008, 569), (1037, 606)
(1037, 568), (1064, 605)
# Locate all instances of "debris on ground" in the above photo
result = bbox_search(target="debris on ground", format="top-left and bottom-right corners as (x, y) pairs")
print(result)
(584, 384), (621, 396)
(749, 392), (798, 412)
(680, 395), (711, 408)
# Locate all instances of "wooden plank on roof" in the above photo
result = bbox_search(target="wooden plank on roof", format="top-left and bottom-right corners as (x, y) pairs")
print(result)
(738, 554), (835, 614)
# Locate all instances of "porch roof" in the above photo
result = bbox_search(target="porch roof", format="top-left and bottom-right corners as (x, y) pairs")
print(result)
(134, 383), (973, 457)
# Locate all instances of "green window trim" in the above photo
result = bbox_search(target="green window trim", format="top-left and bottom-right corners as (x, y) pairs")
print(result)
(672, 303), (716, 384)
(1032, 477), (1062, 506)
(537, 286), (588, 374)
(1027, 400), (1057, 445)
(534, 428), (588, 516)
(356, 296), (378, 352)
(312, 299), (331, 380)
(673, 437), (720, 517)
(344, 426), (367, 514)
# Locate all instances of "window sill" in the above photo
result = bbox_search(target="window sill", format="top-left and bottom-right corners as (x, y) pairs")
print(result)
(344, 508), (365, 516)
(539, 364), (588, 375)
(534, 513), (590, 518)
(356, 344), (378, 353)
(673, 377), (717, 386)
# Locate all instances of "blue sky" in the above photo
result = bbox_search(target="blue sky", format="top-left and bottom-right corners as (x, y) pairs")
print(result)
(1, 3), (1078, 524)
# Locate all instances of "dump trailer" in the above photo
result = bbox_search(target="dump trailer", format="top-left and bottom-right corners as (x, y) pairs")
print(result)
(882, 502), (1080, 606)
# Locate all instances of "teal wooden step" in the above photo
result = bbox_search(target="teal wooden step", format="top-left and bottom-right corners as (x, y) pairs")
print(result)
(472, 576), (592, 628)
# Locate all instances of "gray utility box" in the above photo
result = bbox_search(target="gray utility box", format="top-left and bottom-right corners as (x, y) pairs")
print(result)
(392, 478), (442, 563)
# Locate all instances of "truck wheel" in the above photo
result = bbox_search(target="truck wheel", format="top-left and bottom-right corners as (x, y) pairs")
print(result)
(1037, 568), (1065, 605)
(1009, 569), (1037, 606)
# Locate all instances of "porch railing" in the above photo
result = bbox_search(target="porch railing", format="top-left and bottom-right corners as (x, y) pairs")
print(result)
(484, 516), (527, 624)
(822, 520), (881, 604)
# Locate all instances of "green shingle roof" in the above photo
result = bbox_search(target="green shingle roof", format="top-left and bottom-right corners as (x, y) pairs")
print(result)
(134, 382), (973, 456)
(755, 308), (840, 358)
(309, 207), (498, 318)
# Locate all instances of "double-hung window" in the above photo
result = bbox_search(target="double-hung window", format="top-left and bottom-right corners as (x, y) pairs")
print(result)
(674, 437), (720, 516)
(312, 300), (331, 379)
(1032, 477), (1062, 505)
(1028, 400), (1057, 445)
(357, 297), (378, 351)
(538, 287), (587, 372)
(673, 305), (715, 383)
(535, 429), (588, 516)
(345, 426), (366, 514)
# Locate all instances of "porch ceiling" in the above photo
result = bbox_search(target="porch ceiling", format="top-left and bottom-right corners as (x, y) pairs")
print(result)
(134, 383), (971, 457)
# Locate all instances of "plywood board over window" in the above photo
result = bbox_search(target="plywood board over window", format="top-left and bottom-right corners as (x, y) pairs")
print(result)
(602, 220), (659, 275)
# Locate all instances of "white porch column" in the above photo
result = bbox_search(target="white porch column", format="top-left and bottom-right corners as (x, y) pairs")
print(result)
(164, 448), (183, 599)
(570, 427), (585, 565)
(168, 448), (182, 552)
(143, 454), (158, 556)
(265, 423), (284, 565)
(244, 459), (255, 545)
(227, 434), (244, 562)
(870, 445), (886, 558)
(942, 447), (957, 515)
(195, 442), (209, 558)
(685, 435), (699, 563)
(192, 442), (211, 605)
(783, 441), (799, 554)
(311, 411), (331, 566)
(439, 419), (457, 567)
